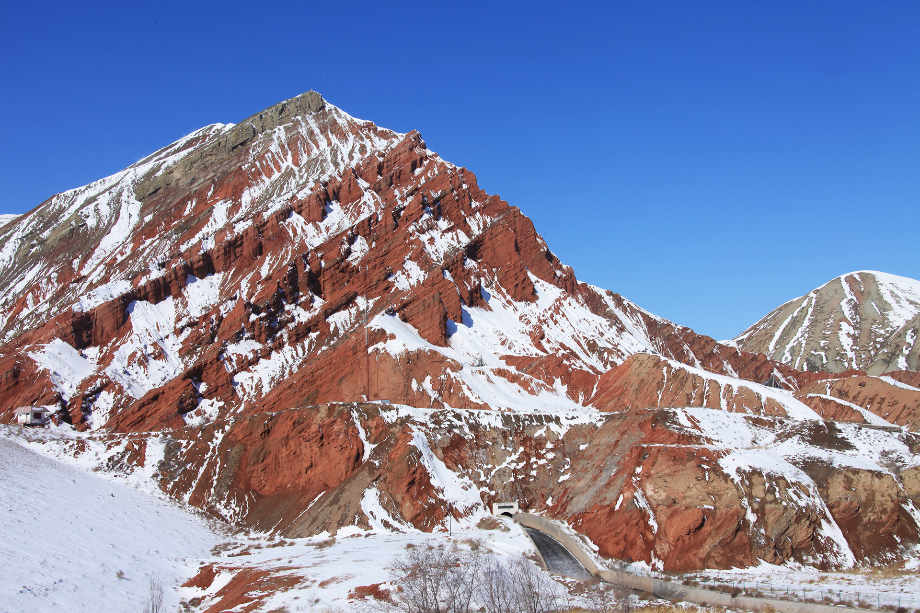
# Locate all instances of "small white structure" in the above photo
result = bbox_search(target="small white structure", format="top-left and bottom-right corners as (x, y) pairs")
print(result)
(14, 407), (50, 426)
(492, 501), (519, 516)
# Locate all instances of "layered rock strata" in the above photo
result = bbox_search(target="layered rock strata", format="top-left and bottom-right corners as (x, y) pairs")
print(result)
(23, 401), (920, 571)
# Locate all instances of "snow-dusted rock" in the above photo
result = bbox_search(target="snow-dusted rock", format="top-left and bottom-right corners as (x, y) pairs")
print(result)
(733, 271), (920, 375)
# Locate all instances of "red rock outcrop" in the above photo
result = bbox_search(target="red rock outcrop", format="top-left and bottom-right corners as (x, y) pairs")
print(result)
(590, 353), (850, 421)
(182, 563), (305, 613)
(887, 370), (920, 388)
(796, 375), (920, 430)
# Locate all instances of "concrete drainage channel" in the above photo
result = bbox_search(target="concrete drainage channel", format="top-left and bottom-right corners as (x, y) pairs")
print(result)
(514, 513), (867, 613)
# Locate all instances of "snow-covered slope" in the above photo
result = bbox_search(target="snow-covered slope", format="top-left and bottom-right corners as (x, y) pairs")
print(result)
(0, 434), (218, 612)
(0, 424), (563, 613)
(732, 271), (920, 374)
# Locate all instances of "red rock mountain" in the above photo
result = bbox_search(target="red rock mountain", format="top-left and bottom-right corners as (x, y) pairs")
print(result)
(2, 92), (919, 572)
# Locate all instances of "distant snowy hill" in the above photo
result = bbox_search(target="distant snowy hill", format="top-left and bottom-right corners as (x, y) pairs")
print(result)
(732, 271), (920, 374)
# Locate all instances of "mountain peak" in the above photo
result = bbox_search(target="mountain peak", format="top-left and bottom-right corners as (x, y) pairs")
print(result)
(0, 89), (403, 342)
(212, 90), (330, 159)
(734, 270), (920, 374)
(837, 270), (920, 295)
(235, 90), (327, 132)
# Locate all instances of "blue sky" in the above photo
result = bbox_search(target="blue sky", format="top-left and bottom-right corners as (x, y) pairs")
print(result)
(2, 1), (918, 340)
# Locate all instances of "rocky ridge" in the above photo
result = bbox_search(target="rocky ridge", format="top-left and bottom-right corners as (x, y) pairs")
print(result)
(0, 91), (837, 433)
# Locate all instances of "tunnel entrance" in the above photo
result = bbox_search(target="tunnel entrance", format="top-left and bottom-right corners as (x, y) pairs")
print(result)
(492, 501), (519, 516)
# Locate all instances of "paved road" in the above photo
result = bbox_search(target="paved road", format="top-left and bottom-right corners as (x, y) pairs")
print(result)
(523, 526), (592, 580)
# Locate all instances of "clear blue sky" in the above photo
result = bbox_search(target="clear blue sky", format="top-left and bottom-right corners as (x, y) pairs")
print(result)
(2, 1), (918, 340)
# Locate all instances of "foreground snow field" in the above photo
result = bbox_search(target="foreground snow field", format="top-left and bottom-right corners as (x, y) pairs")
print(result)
(0, 436), (220, 613)
(0, 427), (554, 612)
(181, 524), (544, 611)
(4, 424), (920, 613)
(685, 562), (920, 611)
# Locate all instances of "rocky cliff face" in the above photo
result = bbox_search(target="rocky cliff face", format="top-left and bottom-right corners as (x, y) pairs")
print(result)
(732, 271), (920, 375)
(795, 373), (920, 429)
(22, 401), (920, 572)
(2, 91), (919, 572)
